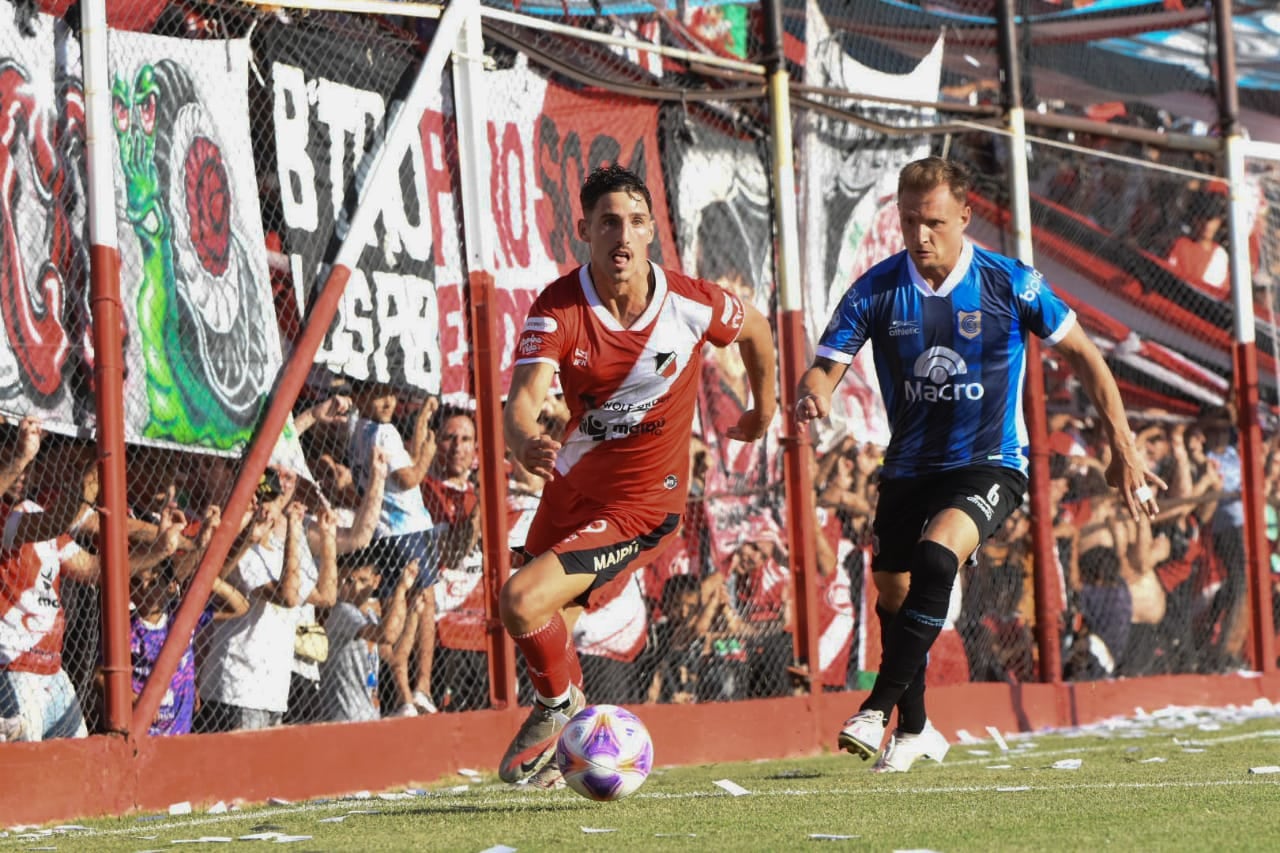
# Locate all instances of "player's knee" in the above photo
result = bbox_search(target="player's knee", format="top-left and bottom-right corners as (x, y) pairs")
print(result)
(909, 540), (959, 607)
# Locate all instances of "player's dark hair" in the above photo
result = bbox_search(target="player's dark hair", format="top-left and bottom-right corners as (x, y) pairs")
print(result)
(580, 164), (653, 217)
(431, 404), (476, 435)
(898, 156), (972, 204)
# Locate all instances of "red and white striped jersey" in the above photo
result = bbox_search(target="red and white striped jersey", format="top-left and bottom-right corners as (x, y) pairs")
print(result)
(0, 502), (84, 675)
(514, 263), (745, 516)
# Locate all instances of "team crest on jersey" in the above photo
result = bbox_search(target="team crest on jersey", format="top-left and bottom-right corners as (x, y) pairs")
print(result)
(655, 352), (678, 378)
(957, 310), (981, 340)
(664, 474), (678, 490)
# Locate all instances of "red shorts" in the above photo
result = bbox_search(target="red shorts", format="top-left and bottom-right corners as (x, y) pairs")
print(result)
(524, 479), (680, 604)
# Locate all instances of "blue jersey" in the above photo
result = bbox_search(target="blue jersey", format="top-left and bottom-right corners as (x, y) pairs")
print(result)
(816, 241), (1075, 478)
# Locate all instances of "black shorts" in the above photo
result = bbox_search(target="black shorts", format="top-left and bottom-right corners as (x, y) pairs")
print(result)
(872, 466), (1027, 573)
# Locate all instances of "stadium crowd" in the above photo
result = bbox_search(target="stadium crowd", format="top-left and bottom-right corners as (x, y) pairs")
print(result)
(0, 362), (1274, 743)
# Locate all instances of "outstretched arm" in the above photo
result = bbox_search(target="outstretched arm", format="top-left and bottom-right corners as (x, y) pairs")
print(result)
(1052, 323), (1165, 519)
(726, 302), (777, 442)
(795, 357), (849, 425)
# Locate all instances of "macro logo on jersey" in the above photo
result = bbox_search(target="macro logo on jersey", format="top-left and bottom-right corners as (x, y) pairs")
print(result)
(957, 310), (981, 340)
(905, 346), (985, 403)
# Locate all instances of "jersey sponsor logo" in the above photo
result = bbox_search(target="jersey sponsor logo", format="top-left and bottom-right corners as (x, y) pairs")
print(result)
(580, 410), (667, 441)
(573, 348), (590, 368)
(592, 539), (641, 573)
(523, 316), (558, 334)
(654, 352), (677, 378)
(611, 418), (665, 437)
(517, 334), (543, 356)
(957, 310), (981, 340)
(889, 320), (920, 337)
(579, 413), (609, 440)
(1019, 270), (1044, 303)
(904, 346), (985, 403)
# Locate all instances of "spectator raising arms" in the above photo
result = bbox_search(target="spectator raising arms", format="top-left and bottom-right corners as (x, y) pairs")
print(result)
(498, 164), (776, 788)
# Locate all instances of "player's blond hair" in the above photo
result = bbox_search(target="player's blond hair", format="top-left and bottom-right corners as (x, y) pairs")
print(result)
(898, 157), (972, 204)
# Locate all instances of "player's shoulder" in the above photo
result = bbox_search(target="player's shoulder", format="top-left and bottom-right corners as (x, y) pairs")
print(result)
(660, 265), (724, 302)
(970, 244), (1042, 290)
(851, 251), (911, 297)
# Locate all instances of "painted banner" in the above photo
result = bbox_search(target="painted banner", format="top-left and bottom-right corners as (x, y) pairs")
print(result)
(801, 0), (943, 449)
(109, 32), (283, 452)
(0, 15), (88, 427)
(663, 112), (781, 564)
(256, 24), (674, 399)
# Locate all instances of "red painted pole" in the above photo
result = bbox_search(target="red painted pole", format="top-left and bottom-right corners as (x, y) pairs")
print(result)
(469, 271), (517, 708)
(1024, 338), (1063, 683)
(778, 309), (821, 690)
(88, 244), (134, 735)
(1234, 342), (1277, 673)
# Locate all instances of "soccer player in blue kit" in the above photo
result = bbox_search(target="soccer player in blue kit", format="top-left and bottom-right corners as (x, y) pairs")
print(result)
(796, 157), (1165, 772)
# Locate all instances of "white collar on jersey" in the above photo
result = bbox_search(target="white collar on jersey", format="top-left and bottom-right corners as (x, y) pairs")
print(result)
(578, 261), (668, 332)
(906, 239), (974, 299)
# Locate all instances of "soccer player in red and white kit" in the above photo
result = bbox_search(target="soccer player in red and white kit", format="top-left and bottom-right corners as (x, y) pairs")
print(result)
(498, 164), (777, 786)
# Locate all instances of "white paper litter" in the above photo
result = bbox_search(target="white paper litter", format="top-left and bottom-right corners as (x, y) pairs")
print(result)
(985, 726), (1010, 752)
(1052, 759), (1082, 770)
(478, 846), (517, 853)
(1182, 748), (1207, 754)
(712, 779), (750, 796)
(580, 827), (617, 834)
(1139, 757), (1167, 764)
(458, 768), (482, 779)
(206, 802), (227, 815)
(810, 834), (860, 840)
(954, 728), (980, 744)
(377, 792), (412, 801)
(53, 825), (88, 832)
(172, 837), (232, 843)
(317, 817), (346, 824)
(271, 836), (312, 843)
(448, 785), (470, 794)
(239, 833), (283, 841)
(267, 798), (292, 806)
(349, 791), (372, 800)
(1248, 766), (1280, 774)
(966, 749), (991, 756)
(985, 764), (1013, 770)
(996, 786), (1031, 792)
(167, 802), (192, 816)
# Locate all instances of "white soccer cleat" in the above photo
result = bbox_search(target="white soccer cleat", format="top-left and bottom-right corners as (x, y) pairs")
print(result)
(872, 721), (950, 773)
(837, 709), (887, 760)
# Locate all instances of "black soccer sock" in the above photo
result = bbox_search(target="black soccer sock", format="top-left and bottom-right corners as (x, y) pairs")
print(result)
(896, 663), (927, 735)
(861, 541), (958, 717)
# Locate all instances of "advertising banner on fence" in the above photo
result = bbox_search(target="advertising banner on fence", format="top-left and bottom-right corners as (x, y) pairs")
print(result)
(802, 0), (942, 448)
(109, 31), (284, 452)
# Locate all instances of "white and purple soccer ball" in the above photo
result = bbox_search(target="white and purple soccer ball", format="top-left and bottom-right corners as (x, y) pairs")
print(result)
(554, 704), (654, 801)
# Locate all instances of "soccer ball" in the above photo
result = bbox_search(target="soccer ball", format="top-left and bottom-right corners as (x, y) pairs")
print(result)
(554, 704), (654, 801)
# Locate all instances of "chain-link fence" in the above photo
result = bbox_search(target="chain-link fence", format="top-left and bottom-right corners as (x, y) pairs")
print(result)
(0, 0), (1275, 755)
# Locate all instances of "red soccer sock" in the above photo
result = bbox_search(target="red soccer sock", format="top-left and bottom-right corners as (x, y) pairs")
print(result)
(513, 612), (574, 703)
(565, 631), (584, 691)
